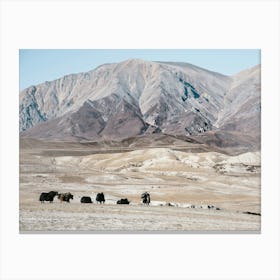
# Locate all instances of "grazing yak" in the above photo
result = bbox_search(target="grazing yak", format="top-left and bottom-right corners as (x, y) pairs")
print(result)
(58, 192), (74, 203)
(141, 192), (150, 205)
(117, 198), (130, 204)
(80, 196), (92, 203)
(96, 192), (105, 204)
(39, 191), (58, 203)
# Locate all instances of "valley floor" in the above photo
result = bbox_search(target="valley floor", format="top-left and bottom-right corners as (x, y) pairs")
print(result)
(20, 202), (260, 232)
(19, 139), (261, 232)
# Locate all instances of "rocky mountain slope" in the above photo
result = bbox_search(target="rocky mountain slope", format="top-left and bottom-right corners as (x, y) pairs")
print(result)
(19, 59), (261, 150)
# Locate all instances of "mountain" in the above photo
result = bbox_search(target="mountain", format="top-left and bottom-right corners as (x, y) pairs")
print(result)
(19, 59), (261, 150)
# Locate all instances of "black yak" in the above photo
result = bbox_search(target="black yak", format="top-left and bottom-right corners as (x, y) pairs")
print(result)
(96, 192), (105, 204)
(80, 196), (92, 203)
(117, 198), (130, 204)
(39, 191), (58, 203)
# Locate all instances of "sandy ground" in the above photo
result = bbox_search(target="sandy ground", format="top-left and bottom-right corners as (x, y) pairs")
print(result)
(19, 140), (261, 232)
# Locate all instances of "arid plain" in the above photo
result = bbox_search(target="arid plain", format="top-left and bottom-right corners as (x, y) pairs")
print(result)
(19, 137), (261, 232)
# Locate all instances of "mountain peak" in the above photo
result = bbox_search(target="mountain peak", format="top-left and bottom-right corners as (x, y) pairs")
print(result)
(122, 58), (148, 64)
(117, 58), (157, 68)
(19, 60), (261, 151)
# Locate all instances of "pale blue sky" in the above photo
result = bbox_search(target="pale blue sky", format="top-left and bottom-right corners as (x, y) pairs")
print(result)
(19, 49), (260, 90)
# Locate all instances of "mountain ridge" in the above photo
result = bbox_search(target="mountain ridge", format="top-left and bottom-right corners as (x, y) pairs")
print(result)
(19, 59), (261, 151)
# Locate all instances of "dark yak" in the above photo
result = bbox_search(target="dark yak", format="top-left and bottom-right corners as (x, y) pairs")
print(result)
(96, 192), (105, 204)
(80, 196), (92, 203)
(141, 192), (150, 205)
(117, 198), (130, 204)
(58, 192), (74, 203)
(39, 191), (58, 203)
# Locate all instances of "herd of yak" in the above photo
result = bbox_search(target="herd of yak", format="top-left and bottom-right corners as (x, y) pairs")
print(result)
(39, 191), (151, 205)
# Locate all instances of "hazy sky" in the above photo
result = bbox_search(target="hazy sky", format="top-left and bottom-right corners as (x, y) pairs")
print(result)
(19, 49), (260, 90)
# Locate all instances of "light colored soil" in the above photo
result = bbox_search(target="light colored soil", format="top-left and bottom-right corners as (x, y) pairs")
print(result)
(19, 202), (260, 232)
(19, 142), (261, 232)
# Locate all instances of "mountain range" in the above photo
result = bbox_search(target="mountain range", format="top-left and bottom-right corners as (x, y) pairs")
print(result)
(19, 59), (261, 151)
